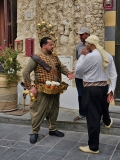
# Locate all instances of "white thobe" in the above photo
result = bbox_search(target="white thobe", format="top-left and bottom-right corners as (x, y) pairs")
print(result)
(75, 49), (117, 93)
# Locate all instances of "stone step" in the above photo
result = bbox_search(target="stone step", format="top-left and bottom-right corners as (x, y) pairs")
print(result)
(43, 106), (120, 135)
(56, 117), (120, 137)
(1, 116), (120, 136)
(109, 105), (120, 119)
(110, 112), (120, 119)
(0, 107), (120, 136)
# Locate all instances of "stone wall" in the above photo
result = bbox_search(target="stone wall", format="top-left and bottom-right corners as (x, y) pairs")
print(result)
(17, 0), (37, 74)
(17, 0), (104, 80)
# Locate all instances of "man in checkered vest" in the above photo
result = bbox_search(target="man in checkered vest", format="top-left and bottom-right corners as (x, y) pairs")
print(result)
(23, 37), (74, 144)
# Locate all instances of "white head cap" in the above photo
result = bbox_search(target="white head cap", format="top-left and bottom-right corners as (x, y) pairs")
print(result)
(85, 35), (99, 45)
(85, 35), (109, 72)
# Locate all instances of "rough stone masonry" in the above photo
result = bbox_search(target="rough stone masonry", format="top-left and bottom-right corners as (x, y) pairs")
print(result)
(17, 0), (104, 82)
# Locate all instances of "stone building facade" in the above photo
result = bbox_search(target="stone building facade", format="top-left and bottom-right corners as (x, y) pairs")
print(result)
(17, 0), (104, 82)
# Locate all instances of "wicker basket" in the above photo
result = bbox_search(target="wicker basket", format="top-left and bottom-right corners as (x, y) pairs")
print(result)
(37, 82), (68, 94)
(0, 75), (17, 112)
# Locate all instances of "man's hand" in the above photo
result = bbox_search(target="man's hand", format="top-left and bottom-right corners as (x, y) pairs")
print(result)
(107, 91), (114, 103)
(81, 47), (88, 55)
(67, 71), (75, 80)
(23, 90), (29, 95)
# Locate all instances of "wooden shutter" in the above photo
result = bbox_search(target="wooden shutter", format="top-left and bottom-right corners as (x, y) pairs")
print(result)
(4, 0), (17, 48)
(0, 0), (5, 49)
(0, 0), (17, 49)
(11, 0), (17, 48)
(25, 38), (34, 57)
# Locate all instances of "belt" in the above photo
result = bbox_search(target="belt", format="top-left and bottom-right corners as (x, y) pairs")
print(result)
(83, 81), (107, 87)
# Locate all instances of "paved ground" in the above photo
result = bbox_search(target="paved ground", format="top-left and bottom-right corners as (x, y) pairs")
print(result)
(0, 86), (119, 160)
(0, 123), (120, 160)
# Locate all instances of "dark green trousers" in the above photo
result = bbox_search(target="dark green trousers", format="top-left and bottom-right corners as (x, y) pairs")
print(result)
(30, 92), (60, 134)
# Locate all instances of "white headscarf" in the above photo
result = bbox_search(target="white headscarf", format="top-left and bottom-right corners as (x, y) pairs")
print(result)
(85, 35), (109, 72)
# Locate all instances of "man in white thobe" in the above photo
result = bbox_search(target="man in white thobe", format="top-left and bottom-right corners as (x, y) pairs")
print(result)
(75, 35), (117, 154)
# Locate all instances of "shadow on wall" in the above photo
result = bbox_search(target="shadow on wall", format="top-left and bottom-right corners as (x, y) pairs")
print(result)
(17, 83), (78, 110)
(17, 83), (115, 109)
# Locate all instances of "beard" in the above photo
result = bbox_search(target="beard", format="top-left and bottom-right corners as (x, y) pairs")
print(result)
(81, 39), (85, 43)
(46, 50), (53, 54)
(86, 47), (91, 53)
(88, 49), (92, 53)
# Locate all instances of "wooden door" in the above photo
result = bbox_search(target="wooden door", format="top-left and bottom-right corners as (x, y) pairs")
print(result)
(0, 0), (17, 50)
(0, 0), (5, 50)
(115, 0), (120, 99)
(10, 0), (17, 47)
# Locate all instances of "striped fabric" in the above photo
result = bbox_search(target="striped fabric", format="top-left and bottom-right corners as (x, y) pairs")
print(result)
(83, 81), (107, 87)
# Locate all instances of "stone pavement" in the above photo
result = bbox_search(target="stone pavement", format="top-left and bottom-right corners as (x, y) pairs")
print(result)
(0, 86), (120, 159)
(0, 123), (120, 160)
(1, 105), (120, 136)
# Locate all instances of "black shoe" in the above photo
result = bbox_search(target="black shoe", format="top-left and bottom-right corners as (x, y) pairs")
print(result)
(49, 130), (64, 137)
(30, 134), (38, 144)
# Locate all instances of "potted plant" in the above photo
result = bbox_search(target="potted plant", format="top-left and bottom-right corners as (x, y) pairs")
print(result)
(0, 46), (22, 111)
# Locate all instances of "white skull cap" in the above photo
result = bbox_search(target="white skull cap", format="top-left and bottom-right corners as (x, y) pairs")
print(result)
(85, 35), (99, 45)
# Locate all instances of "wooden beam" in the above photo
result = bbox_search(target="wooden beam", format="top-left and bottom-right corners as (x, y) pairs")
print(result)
(4, 0), (8, 47)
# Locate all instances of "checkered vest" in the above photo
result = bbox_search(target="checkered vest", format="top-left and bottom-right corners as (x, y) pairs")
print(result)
(35, 53), (61, 84)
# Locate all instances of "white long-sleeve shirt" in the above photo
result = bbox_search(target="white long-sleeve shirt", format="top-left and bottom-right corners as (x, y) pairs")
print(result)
(75, 49), (117, 93)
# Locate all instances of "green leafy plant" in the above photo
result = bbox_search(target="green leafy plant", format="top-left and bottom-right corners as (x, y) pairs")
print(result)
(0, 47), (22, 86)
